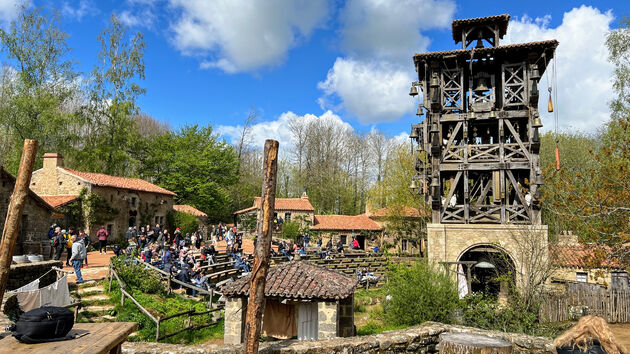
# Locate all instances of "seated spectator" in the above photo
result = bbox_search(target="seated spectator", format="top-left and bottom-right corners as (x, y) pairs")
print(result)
(230, 253), (250, 274)
(351, 237), (360, 250)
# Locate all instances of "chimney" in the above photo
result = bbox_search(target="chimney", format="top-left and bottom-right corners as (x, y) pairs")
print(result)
(43, 153), (63, 170)
(301, 192), (308, 200)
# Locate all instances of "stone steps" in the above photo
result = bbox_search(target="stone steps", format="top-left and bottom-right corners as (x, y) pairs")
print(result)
(80, 294), (110, 302)
(76, 286), (103, 295)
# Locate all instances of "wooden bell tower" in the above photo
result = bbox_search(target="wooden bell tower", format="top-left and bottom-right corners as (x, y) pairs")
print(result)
(410, 14), (558, 226)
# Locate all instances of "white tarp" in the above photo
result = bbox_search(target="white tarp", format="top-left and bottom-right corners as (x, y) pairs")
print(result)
(457, 264), (469, 299)
(297, 302), (318, 340)
(11, 275), (73, 312)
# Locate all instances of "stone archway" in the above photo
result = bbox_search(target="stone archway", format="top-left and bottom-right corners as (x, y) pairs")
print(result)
(457, 244), (515, 298)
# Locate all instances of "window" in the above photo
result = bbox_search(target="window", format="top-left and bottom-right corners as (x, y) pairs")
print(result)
(107, 224), (113, 236)
(110, 194), (113, 202)
(155, 216), (159, 224)
(77, 182), (81, 185)
(576, 272), (588, 283)
(159, 216), (164, 224)
(401, 239), (408, 251)
(59, 181), (63, 186)
(285, 213), (291, 221)
(131, 197), (136, 207)
(611, 272), (629, 289)
(340, 235), (347, 244)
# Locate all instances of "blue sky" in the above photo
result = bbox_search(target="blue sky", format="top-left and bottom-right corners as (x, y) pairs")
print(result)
(1, 0), (628, 149)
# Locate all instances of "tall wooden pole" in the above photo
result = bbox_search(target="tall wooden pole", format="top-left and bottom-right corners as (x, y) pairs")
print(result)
(244, 139), (278, 353)
(0, 139), (38, 305)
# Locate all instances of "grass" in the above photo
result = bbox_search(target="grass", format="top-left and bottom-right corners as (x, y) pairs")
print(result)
(102, 279), (224, 344)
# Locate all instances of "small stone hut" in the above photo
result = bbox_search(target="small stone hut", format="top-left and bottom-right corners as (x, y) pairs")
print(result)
(220, 261), (357, 344)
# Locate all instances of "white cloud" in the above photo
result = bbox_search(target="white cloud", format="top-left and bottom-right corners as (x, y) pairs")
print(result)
(167, 0), (330, 73)
(318, 0), (454, 124)
(318, 58), (416, 123)
(504, 6), (615, 132)
(0, 0), (27, 24)
(118, 8), (155, 28)
(340, 0), (455, 63)
(62, 0), (97, 21)
(217, 110), (351, 151)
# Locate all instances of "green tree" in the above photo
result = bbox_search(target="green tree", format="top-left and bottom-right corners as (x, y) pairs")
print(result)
(0, 5), (78, 173)
(142, 125), (238, 222)
(383, 261), (459, 326)
(76, 14), (146, 176)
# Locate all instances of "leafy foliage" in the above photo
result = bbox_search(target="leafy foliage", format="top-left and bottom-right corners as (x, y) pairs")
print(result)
(383, 261), (459, 326)
(112, 256), (164, 295)
(167, 211), (199, 235)
(281, 220), (300, 240)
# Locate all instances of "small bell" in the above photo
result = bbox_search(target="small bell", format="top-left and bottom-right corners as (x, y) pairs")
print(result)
(530, 64), (540, 80)
(409, 127), (419, 139)
(547, 87), (554, 112)
(474, 78), (489, 92)
(473, 127), (478, 138)
(532, 115), (543, 128)
(486, 126), (490, 135)
(416, 107), (423, 116)
(409, 179), (418, 190)
(535, 174), (544, 186)
(409, 85), (418, 97)
(430, 74), (439, 87)
(489, 110), (496, 118)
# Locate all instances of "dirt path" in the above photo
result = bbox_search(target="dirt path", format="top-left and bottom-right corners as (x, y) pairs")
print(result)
(610, 323), (630, 351)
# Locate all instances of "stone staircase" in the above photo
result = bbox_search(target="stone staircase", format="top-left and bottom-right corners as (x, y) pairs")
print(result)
(73, 281), (116, 323)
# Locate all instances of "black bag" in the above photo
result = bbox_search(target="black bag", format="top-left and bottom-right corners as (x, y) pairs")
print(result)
(13, 306), (75, 344)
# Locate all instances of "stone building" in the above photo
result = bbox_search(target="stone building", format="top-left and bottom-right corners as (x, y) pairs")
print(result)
(310, 214), (382, 250)
(367, 206), (427, 255)
(234, 192), (315, 231)
(220, 261), (357, 344)
(0, 166), (55, 257)
(30, 153), (176, 242)
(173, 204), (209, 235)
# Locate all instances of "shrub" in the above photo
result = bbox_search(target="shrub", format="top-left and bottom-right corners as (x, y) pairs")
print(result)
(169, 211), (199, 235)
(383, 260), (459, 326)
(112, 256), (165, 295)
(281, 220), (300, 241)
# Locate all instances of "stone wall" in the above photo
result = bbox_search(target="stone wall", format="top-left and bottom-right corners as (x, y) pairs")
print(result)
(7, 260), (63, 291)
(1, 169), (53, 257)
(317, 301), (337, 339)
(427, 223), (548, 286)
(337, 295), (354, 337)
(224, 297), (246, 345)
(122, 322), (555, 353)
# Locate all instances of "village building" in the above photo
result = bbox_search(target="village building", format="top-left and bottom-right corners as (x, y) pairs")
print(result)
(366, 206), (427, 255)
(30, 153), (176, 241)
(173, 204), (209, 235)
(234, 192), (315, 231)
(549, 232), (629, 291)
(221, 261), (357, 344)
(0, 166), (55, 258)
(310, 214), (382, 250)
(410, 14), (556, 295)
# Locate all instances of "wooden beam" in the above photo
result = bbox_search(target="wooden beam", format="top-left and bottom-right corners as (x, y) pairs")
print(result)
(244, 139), (279, 354)
(504, 120), (531, 161)
(0, 140), (37, 305)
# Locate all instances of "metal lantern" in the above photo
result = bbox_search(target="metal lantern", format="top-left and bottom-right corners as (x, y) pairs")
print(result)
(475, 261), (496, 269)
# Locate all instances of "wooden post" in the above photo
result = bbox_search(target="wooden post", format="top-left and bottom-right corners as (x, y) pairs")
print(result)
(244, 139), (278, 354)
(0, 140), (38, 305)
(156, 318), (161, 342)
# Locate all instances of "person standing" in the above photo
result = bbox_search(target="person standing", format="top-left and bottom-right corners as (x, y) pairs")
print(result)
(64, 230), (73, 266)
(69, 235), (86, 284)
(53, 227), (65, 260)
(79, 232), (91, 267)
(304, 232), (310, 248)
(97, 226), (109, 254)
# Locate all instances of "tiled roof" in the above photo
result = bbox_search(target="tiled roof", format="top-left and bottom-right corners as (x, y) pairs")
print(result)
(369, 206), (428, 218)
(311, 214), (382, 231)
(41, 195), (80, 208)
(173, 204), (207, 218)
(234, 196), (314, 214)
(62, 168), (176, 196)
(220, 261), (357, 300)
(452, 14), (510, 42)
(551, 244), (624, 269)
(414, 40), (559, 60)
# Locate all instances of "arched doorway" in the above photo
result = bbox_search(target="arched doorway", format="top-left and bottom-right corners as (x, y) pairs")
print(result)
(458, 245), (515, 298)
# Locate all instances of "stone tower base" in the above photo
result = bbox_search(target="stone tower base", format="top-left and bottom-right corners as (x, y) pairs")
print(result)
(427, 223), (549, 287)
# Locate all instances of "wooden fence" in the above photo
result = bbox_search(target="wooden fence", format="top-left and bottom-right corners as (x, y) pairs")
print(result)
(540, 284), (630, 323)
(108, 262), (223, 341)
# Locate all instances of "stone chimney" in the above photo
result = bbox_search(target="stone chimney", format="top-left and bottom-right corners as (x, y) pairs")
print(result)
(301, 192), (308, 200)
(42, 153), (63, 170)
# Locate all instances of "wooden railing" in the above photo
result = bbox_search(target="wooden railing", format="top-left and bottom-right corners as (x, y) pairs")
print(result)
(107, 261), (223, 341)
(539, 285), (630, 323)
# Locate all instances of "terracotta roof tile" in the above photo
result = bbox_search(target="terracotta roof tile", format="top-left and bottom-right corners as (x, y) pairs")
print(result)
(220, 261), (357, 300)
(41, 195), (80, 208)
(311, 214), (382, 231)
(414, 40), (559, 61)
(173, 205), (207, 217)
(452, 14), (510, 42)
(233, 196), (314, 214)
(369, 206), (428, 218)
(62, 168), (176, 196)
(551, 244), (624, 269)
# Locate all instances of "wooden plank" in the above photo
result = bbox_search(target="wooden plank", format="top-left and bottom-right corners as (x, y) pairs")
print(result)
(120, 288), (158, 323)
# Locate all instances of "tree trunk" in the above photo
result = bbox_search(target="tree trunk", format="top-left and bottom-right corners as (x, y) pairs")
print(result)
(0, 139), (38, 305)
(244, 139), (279, 354)
(439, 333), (513, 354)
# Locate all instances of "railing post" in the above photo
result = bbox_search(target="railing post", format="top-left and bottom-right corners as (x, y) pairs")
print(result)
(156, 318), (160, 342)
(108, 263), (113, 292)
(167, 274), (172, 294)
(121, 290), (125, 306)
